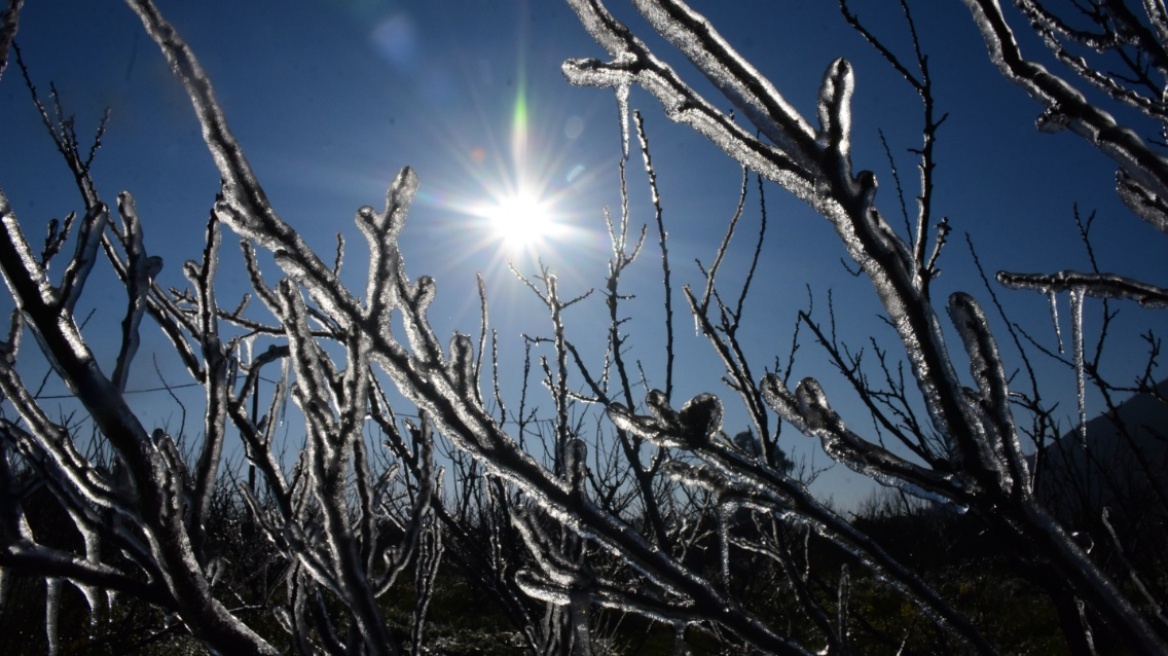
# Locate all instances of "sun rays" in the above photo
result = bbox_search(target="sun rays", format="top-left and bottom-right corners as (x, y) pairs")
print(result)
(414, 27), (604, 272)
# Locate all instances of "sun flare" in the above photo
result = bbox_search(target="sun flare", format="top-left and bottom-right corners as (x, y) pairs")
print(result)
(481, 188), (556, 250)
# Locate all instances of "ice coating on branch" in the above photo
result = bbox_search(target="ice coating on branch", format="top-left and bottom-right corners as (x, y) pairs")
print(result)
(560, 52), (636, 159)
(661, 459), (751, 501)
(837, 565), (851, 639)
(358, 167), (417, 321)
(512, 505), (592, 588)
(644, 387), (682, 429)
(677, 393), (722, 445)
(411, 275), (436, 318)
(759, 373), (812, 435)
(998, 269), (1168, 308)
(964, 0), (1168, 237)
(787, 377), (965, 505)
(448, 332), (474, 397)
(0, 192), (57, 308)
(563, 437), (588, 491)
(561, 1), (817, 199)
(612, 391), (724, 448)
(400, 274), (447, 365)
(795, 378), (907, 490)
(59, 203), (110, 314)
(1116, 169), (1168, 234)
(947, 292), (1030, 492)
(76, 516), (103, 623)
(816, 58), (855, 182)
(240, 332), (257, 367)
(515, 569), (572, 606)
(626, 0), (816, 157)
(1036, 104), (1070, 133)
(607, 390), (690, 448)
(608, 550), (689, 602)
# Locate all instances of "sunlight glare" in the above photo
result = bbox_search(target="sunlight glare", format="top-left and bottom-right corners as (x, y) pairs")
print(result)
(483, 189), (555, 249)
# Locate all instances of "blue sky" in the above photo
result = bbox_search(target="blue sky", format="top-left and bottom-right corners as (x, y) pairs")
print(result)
(1, 0), (1164, 506)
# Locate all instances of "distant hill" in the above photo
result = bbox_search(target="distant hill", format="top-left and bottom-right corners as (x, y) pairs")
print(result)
(1035, 380), (1168, 532)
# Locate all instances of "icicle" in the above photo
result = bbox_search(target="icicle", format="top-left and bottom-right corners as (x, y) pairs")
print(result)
(78, 519), (102, 627)
(673, 622), (687, 656)
(1069, 288), (1088, 450)
(1048, 289), (1063, 353)
(616, 81), (631, 159)
(241, 332), (257, 366)
(717, 503), (732, 593)
(278, 356), (291, 428)
(569, 588), (594, 656)
(837, 565), (851, 646)
(1076, 597), (1098, 653)
(45, 577), (61, 656)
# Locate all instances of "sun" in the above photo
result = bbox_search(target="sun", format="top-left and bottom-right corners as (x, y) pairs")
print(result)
(479, 187), (558, 251)
(405, 28), (600, 266)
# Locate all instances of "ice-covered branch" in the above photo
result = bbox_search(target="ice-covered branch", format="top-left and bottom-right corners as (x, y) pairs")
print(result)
(357, 167), (416, 327)
(565, 1), (993, 475)
(127, 0), (353, 326)
(561, 0), (815, 197)
(2, 0), (1161, 652)
(0, 0), (22, 82)
(566, 2), (1168, 652)
(963, 0), (1168, 235)
(612, 389), (999, 654)
(947, 292), (1031, 495)
(762, 374), (964, 501)
(998, 269), (1168, 308)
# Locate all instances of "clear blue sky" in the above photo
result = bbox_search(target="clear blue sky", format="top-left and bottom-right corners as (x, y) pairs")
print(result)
(1, 0), (1164, 506)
